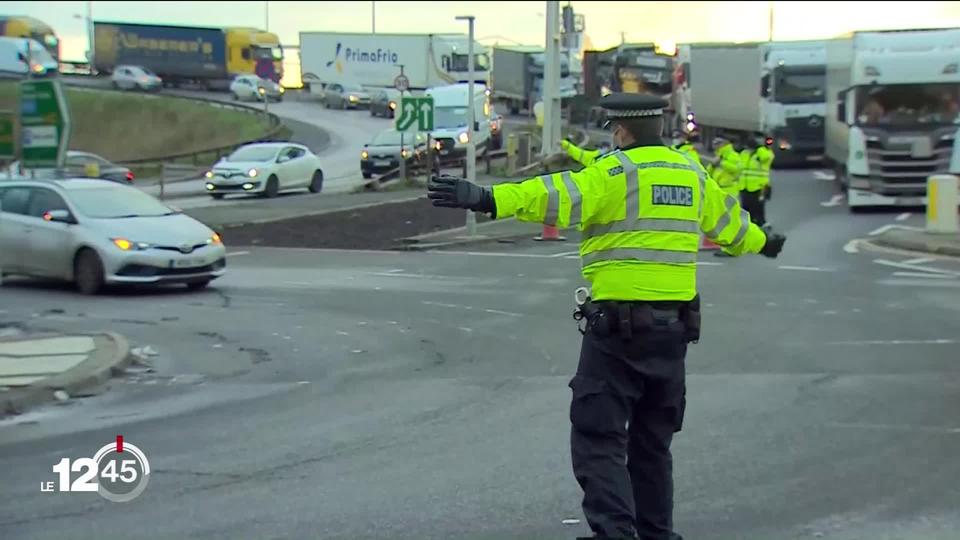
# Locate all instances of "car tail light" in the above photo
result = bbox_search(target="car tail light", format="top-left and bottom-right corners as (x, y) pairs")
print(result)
(126, 171), (135, 182)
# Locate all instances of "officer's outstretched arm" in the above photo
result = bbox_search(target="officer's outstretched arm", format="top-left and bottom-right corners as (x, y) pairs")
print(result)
(491, 166), (607, 229)
(563, 140), (599, 167)
(700, 176), (767, 256)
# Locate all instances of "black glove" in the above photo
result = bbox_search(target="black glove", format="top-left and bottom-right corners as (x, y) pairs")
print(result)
(763, 185), (772, 201)
(427, 174), (496, 217)
(760, 228), (786, 258)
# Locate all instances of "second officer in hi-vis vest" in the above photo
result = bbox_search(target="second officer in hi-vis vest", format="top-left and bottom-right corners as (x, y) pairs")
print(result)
(426, 93), (786, 540)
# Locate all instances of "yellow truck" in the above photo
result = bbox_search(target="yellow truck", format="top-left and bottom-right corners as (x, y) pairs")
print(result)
(0, 15), (59, 62)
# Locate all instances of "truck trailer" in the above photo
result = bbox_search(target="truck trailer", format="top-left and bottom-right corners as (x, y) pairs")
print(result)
(490, 46), (576, 115)
(689, 40), (827, 164)
(825, 28), (960, 211)
(93, 22), (283, 88)
(299, 32), (488, 92)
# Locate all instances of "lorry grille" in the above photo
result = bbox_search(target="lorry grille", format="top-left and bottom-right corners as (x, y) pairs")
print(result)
(785, 116), (825, 143)
(866, 134), (954, 194)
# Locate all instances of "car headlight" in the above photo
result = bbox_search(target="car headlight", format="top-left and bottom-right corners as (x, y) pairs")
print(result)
(458, 132), (470, 144)
(205, 170), (214, 179)
(279, 87), (285, 93)
(258, 87), (266, 95)
(112, 238), (152, 251)
(205, 183), (215, 191)
(401, 149), (409, 158)
(778, 139), (792, 151)
(389, 101), (396, 110)
(434, 141), (442, 150)
(208, 233), (222, 245)
(247, 168), (258, 178)
(349, 95), (359, 102)
(361, 150), (369, 160)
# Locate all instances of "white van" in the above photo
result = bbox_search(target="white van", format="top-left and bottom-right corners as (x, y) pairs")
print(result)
(426, 83), (494, 157)
(0, 37), (58, 79)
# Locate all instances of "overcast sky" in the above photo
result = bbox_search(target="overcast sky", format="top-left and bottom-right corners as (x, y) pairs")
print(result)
(10, 0), (960, 61)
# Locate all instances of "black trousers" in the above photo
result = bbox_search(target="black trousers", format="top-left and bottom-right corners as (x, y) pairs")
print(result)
(569, 324), (687, 540)
(740, 190), (766, 226)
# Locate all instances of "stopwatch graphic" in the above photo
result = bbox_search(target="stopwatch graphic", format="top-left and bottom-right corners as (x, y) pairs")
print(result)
(91, 436), (151, 502)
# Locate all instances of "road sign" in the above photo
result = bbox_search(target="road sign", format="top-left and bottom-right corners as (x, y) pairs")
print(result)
(19, 79), (71, 168)
(394, 74), (410, 92)
(0, 111), (14, 160)
(395, 96), (434, 132)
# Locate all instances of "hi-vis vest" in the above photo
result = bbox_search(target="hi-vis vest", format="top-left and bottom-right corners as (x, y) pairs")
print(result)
(674, 143), (702, 167)
(740, 146), (773, 192)
(491, 146), (767, 301)
(564, 141), (602, 167)
(711, 143), (743, 197)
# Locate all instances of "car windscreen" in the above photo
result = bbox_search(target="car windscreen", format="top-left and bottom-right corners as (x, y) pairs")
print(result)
(68, 186), (175, 219)
(371, 131), (404, 145)
(225, 146), (278, 162)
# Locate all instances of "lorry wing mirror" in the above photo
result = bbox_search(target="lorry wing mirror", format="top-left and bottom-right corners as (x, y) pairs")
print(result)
(836, 90), (847, 125)
(760, 74), (770, 98)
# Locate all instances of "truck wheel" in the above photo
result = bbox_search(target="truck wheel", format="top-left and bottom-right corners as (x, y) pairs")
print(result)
(509, 103), (519, 115)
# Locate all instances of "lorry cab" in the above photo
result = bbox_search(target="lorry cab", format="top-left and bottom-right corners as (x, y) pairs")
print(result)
(760, 41), (827, 163)
(0, 37), (58, 78)
(426, 83), (493, 157)
(225, 27), (283, 83)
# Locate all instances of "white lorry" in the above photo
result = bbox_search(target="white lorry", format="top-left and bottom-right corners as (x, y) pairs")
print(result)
(426, 83), (498, 157)
(689, 40), (827, 164)
(299, 32), (489, 92)
(490, 46), (577, 115)
(825, 28), (960, 211)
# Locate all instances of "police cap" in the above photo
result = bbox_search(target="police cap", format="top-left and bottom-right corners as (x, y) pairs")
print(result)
(600, 93), (669, 124)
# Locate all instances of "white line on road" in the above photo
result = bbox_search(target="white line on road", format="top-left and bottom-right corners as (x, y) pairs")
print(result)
(820, 194), (844, 207)
(813, 170), (836, 181)
(878, 278), (960, 288)
(283, 281), (316, 286)
(695, 261), (725, 266)
(902, 257), (934, 265)
(226, 251), (250, 258)
(777, 265), (833, 272)
(874, 259), (960, 276)
(825, 338), (955, 345)
(843, 239), (860, 254)
(421, 300), (523, 318)
(552, 251), (580, 257)
(895, 212), (912, 222)
(827, 422), (960, 435)
(892, 271), (956, 279)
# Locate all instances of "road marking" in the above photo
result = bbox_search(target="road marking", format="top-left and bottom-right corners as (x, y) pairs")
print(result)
(813, 170), (835, 181)
(428, 250), (564, 259)
(696, 261), (725, 266)
(892, 271), (956, 279)
(902, 257), (934, 265)
(874, 259), (960, 276)
(843, 239), (860, 253)
(825, 338), (955, 345)
(777, 265), (833, 272)
(552, 250), (580, 257)
(283, 281), (316, 286)
(820, 194), (844, 207)
(421, 300), (523, 317)
(895, 212), (912, 222)
(827, 422), (960, 435)
(226, 251), (250, 258)
(878, 278), (960, 288)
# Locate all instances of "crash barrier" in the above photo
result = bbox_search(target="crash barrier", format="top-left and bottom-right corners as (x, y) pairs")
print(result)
(926, 174), (959, 234)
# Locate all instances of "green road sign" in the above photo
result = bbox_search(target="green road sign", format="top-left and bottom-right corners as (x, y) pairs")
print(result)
(19, 79), (71, 168)
(395, 96), (434, 132)
(0, 111), (14, 160)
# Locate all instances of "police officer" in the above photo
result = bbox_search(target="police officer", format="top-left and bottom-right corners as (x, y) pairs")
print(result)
(672, 132), (703, 167)
(562, 138), (613, 167)
(739, 134), (774, 227)
(427, 93), (787, 540)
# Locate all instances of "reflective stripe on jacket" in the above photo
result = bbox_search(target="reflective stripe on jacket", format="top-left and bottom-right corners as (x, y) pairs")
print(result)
(711, 143), (742, 197)
(740, 146), (773, 192)
(491, 145), (767, 301)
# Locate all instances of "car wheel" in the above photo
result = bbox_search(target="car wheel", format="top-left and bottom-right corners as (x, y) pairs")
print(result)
(186, 279), (211, 291)
(308, 170), (324, 193)
(74, 248), (105, 295)
(362, 171), (372, 179)
(324, 99), (330, 109)
(263, 175), (279, 198)
(370, 107), (376, 117)
(232, 92), (239, 101)
(211, 193), (224, 200)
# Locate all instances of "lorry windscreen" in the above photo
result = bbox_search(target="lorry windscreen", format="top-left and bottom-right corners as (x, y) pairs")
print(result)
(449, 53), (489, 72)
(855, 83), (960, 127)
(773, 66), (825, 104)
(253, 46), (283, 61)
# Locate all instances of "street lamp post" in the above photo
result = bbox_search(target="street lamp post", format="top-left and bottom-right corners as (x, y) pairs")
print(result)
(456, 15), (477, 237)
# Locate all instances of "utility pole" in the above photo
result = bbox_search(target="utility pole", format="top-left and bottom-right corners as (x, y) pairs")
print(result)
(372, 1), (376, 33)
(542, 1), (561, 157)
(456, 15), (477, 237)
(265, 1), (269, 31)
(768, 1), (774, 42)
(86, 1), (94, 71)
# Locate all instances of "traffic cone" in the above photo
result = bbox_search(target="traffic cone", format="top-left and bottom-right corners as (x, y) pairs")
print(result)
(534, 224), (567, 241)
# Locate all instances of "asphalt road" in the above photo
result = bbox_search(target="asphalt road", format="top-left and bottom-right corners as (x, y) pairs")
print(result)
(3, 136), (960, 537)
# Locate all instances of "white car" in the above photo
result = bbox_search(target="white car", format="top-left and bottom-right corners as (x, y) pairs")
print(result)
(0, 179), (226, 295)
(230, 74), (284, 102)
(111, 65), (162, 91)
(204, 143), (324, 199)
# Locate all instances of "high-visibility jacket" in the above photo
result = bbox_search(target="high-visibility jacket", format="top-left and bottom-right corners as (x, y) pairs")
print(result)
(491, 145), (767, 301)
(711, 143), (742, 197)
(562, 140), (602, 166)
(740, 146), (773, 192)
(673, 143), (702, 167)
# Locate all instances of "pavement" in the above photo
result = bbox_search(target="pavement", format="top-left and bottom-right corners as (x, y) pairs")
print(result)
(0, 331), (130, 416)
(872, 226), (960, 257)
(2, 165), (960, 539)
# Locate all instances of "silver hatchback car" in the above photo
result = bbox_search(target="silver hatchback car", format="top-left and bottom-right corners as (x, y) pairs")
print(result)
(0, 179), (226, 294)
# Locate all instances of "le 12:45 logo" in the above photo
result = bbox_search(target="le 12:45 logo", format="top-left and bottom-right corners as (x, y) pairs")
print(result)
(42, 436), (151, 503)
